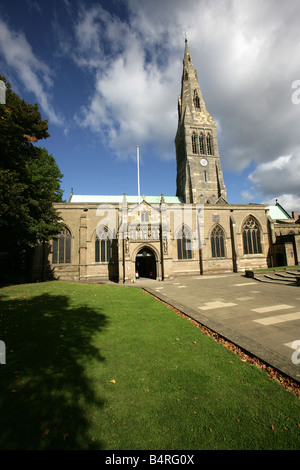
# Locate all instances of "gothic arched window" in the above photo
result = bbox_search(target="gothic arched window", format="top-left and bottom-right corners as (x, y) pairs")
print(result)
(52, 228), (71, 264)
(193, 90), (201, 109)
(192, 133), (197, 154)
(177, 226), (192, 260)
(95, 226), (111, 262)
(242, 217), (262, 255)
(141, 211), (149, 223)
(199, 133), (205, 155)
(206, 133), (213, 155)
(211, 225), (225, 258)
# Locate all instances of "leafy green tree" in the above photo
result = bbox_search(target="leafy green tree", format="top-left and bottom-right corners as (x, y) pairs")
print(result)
(0, 75), (64, 282)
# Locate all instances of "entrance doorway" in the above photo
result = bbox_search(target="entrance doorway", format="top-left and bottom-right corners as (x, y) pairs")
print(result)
(135, 247), (157, 279)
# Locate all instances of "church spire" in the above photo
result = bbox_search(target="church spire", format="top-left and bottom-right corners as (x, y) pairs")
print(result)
(183, 38), (196, 72)
(178, 39), (213, 126)
(184, 38), (191, 64)
(175, 41), (227, 204)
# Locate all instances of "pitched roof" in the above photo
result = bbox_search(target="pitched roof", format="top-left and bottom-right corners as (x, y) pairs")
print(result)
(69, 195), (184, 204)
(268, 204), (291, 220)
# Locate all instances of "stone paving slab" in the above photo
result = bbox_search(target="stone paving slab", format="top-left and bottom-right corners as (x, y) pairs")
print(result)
(133, 273), (300, 383)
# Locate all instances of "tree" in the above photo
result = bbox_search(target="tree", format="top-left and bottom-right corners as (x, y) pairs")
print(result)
(0, 75), (64, 282)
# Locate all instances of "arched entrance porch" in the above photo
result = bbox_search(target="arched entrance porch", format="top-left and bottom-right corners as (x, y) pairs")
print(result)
(135, 247), (157, 279)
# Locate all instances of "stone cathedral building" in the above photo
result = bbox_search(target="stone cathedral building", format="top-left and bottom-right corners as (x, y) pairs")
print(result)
(33, 41), (300, 282)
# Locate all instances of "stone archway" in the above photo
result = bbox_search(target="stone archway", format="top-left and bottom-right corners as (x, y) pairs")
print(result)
(135, 247), (157, 279)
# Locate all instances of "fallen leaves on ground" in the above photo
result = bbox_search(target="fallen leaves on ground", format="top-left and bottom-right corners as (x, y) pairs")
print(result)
(143, 289), (300, 399)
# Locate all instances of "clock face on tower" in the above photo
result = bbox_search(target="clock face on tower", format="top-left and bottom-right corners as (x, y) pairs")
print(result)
(200, 158), (208, 167)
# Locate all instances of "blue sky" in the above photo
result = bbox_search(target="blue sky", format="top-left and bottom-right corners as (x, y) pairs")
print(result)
(1, 0), (300, 212)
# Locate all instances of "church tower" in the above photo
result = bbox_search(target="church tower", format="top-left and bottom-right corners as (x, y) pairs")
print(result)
(175, 40), (227, 204)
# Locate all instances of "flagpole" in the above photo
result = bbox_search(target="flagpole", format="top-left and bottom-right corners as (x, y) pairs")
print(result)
(137, 145), (140, 204)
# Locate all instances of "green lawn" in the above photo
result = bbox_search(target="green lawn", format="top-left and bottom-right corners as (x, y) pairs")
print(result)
(0, 281), (299, 450)
(256, 265), (299, 272)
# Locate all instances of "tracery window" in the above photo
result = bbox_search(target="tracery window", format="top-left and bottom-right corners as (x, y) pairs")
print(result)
(52, 228), (71, 264)
(199, 133), (205, 155)
(242, 217), (262, 255)
(206, 133), (213, 155)
(193, 90), (200, 109)
(192, 132), (197, 154)
(211, 225), (225, 258)
(95, 226), (111, 262)
(177, 226), (192, 260)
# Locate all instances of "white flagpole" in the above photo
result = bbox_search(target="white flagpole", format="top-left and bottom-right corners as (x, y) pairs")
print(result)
(137, 145), (140, 204)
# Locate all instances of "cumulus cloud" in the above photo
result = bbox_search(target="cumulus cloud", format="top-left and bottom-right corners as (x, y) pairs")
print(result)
(248, 152), (300, 211)
(5, 0), (299, 208)
(249, 155), (300, 194)
(71, 0), (300, 174)
(264, 195), (300, 215)
(0, 19), (64, 125)
(74, 3), (180, 159)
(77, 50), (178, 158)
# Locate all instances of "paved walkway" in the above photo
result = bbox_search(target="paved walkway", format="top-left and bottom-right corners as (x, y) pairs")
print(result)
(134, 273), (300, 383)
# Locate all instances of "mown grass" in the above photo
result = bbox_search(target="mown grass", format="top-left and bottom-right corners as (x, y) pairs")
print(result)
(255, 265), (299, 272)
(0, 281), (299, 450)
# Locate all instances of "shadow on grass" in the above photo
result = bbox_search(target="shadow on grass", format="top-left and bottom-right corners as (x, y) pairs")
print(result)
(0, 292), (108, 449)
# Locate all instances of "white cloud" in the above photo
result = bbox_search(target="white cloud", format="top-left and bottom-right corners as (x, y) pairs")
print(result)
(249, 152), (300, 211)
(13, 0), (298, 208)
(74, 4), (180, 159)
(264, 194), (300, 214)
(249, 153), (300, 196)
(241, 190), (255, 202)
(72, 0), (300, 173)
(0, 19), (63, 125)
